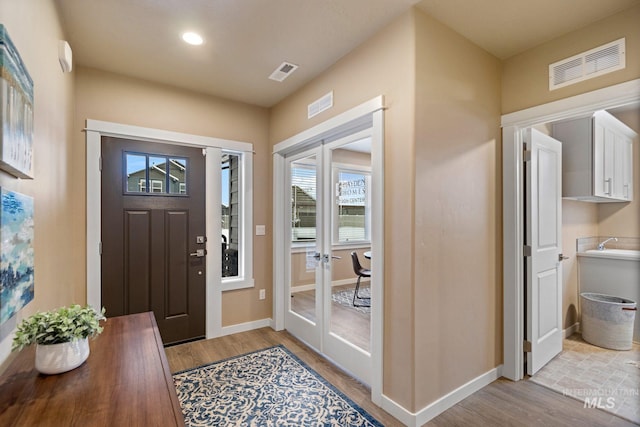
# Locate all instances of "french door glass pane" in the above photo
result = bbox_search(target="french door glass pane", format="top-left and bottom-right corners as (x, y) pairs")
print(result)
(337, 171), (367, 242)
(329, 141), (371, 353)
(289, 155), (318, 323)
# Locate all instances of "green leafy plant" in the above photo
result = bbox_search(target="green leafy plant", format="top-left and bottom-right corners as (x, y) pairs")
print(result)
(12, 305), (106, 351)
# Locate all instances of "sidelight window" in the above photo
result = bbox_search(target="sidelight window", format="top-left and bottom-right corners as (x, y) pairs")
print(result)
(219, 149), (253, 291)
(221, 152), (241, 278)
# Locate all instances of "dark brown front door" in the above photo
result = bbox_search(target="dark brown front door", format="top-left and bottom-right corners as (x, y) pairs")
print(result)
(101, 137), (206, 345)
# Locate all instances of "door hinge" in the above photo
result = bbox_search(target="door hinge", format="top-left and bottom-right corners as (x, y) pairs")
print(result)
(99, 242), (102, 256)
(523, 340), (532, 352)
(99, 156), (102, 171)
(523, 245), (532, 257)
(202, 148), (207, 157)
(523, 149), (531, 162)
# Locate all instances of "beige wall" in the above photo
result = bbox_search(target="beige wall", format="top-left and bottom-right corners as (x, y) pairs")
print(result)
(2, 0), (634, 416)
(0, 1), (80, 369)
(74, 67), (273, 327)
(413, 9), (502, 408)
(502, 4), (640, 114)
(333, 148), (371, 166)
(271, 10), (417, 409)
(272, 6), (503, 412)
(562, 201), (598, 327)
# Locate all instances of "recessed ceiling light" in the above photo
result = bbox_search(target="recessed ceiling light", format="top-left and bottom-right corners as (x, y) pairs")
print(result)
(182, 32), (203, 46)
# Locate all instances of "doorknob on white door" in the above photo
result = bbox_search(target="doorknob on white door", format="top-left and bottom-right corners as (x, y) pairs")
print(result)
(558, 254), (569, 261)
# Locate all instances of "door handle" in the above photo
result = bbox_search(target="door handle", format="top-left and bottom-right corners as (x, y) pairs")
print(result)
(558, 254), (569, 261)
(604, 178), (612, 195)
(322, 254), (341, 262)
(190, 249), (207, 257)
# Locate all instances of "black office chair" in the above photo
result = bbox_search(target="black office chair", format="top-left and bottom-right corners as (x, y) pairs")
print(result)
(350, 252), (371, 308)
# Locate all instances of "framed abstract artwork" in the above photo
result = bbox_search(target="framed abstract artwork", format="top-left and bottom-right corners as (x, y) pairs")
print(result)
(0, 24), (34, 179)
(0, 188), (34, 325)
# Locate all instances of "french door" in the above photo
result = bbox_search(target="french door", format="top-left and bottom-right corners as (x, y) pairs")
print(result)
(286, 131), (373, 384)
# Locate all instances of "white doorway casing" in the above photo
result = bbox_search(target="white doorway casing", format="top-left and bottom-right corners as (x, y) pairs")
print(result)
(273, 96), (385, 404)
(502, 79), (640, 381)
(85, 120), (253, 340)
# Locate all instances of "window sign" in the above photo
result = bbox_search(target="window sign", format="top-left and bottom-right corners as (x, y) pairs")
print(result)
(335, 169), (370, 243)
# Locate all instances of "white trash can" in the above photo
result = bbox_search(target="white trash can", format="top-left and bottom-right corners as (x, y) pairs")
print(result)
(581, 293), (637, 350)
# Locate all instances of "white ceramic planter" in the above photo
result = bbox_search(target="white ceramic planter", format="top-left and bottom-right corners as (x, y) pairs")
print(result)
(35, 338), (90, 375)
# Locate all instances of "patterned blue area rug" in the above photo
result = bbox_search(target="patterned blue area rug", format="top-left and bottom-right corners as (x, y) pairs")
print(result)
(173, 345), (383, 426)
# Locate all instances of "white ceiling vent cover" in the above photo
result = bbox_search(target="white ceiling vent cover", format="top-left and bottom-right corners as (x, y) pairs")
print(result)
(308, 91), (333, 119)
(549, 38), (625, 90)
(269, 61), (299, 82)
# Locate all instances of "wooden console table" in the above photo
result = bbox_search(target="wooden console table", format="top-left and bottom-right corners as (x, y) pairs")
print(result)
(0, 312), (185, 426)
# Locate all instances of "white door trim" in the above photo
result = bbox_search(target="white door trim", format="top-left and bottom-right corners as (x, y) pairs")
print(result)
(502, 78), (640, 380)
(85, 119), (252, 340)
(273, 95), (385, 404)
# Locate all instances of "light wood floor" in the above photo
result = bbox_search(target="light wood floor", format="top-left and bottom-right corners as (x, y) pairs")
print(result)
(290, 283), (371, 352)
(165, 328), (637, 426)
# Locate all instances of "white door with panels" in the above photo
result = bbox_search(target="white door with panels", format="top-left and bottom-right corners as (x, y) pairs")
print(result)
(525, 128), (564, 376)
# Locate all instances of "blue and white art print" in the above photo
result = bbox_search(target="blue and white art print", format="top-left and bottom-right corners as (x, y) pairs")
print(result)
(0, 189), (34, 325)
(0, 24), (34, 179)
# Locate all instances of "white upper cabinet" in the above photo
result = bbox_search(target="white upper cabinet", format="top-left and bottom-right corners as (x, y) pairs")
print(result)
(552, 110), (636, 203)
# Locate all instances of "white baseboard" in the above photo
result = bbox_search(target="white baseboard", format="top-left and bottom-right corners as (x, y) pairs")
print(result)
(331, 277), (370, 287)
(382, 366), (503, 426)
(380, 395), (415, 426)
(291, 278), (371, 293)
(290, 284), (316, 293)
(563, 322), (580, 338)
(220, 318), (272, 337)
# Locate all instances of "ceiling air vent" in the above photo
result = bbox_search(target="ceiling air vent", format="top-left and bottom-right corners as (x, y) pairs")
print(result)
(549, 38), (625, 91)
(269, 61), (299, 82)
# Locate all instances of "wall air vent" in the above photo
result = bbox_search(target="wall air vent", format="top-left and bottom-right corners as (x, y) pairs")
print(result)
(269, 61), (299, 82)
(549, 38), (625, 91)
(307, 91), (333, 119)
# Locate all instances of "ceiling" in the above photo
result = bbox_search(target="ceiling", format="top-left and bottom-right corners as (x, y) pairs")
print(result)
(55, 0), (640, 108)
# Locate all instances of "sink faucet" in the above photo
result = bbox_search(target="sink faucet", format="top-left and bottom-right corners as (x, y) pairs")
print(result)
(597, 237), (618, 251)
